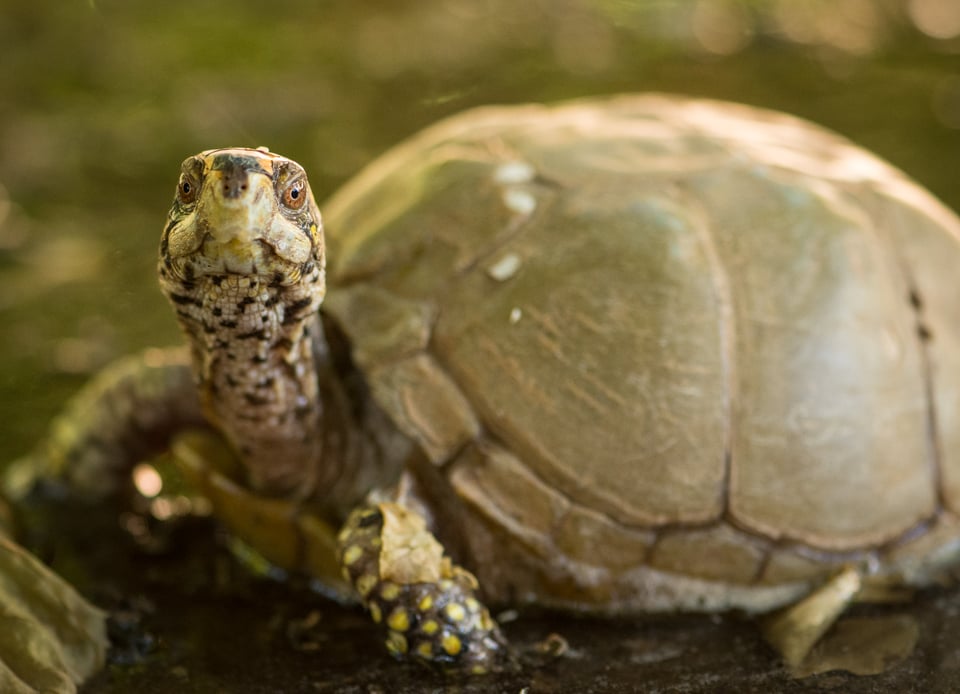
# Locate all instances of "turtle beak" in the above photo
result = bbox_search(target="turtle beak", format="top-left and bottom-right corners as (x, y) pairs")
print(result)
(198, 159), (276, 247)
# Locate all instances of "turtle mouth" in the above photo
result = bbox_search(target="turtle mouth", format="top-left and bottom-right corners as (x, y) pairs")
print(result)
(164, 239), (310, 289)
(199, 235), (302, 281)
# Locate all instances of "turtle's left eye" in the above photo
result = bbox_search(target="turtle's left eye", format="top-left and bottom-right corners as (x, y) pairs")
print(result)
(281, 179), (307, 211)
(177, 175), (198, 205)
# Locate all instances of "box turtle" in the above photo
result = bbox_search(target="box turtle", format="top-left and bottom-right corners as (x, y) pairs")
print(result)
(10, 94), (960, 672)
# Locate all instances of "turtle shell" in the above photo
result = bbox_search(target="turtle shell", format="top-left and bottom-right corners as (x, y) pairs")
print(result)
(320, 95), (960, 612)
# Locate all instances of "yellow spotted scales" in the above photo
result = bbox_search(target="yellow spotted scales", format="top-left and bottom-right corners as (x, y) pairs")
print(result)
(337, 503), (506, 671)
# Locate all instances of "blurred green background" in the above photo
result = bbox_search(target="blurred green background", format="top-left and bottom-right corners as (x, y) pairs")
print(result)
(1, 0), (959, 462)
(1, 1), (959, 691)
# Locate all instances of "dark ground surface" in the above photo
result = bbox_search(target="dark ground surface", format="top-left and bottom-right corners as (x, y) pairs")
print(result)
(12, 492), (960, 694)
(3, 1), (960, 692)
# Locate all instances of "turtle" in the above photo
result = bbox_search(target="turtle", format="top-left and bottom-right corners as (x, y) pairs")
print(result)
(9, 94), (960, 673)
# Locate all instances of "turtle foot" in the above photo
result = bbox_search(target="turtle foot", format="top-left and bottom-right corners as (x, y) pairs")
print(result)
(336, 502), (509, 674)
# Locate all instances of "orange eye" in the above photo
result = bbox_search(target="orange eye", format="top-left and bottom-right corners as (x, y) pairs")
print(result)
(178, 175), (198, 204)
(282, 179), (307, 210)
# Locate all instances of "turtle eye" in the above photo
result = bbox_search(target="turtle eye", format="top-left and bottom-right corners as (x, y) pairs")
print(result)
(177, 175), (198, 205)
(281, 179), (307, 211)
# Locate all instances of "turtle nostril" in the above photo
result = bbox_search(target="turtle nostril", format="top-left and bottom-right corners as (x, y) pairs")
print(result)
(222, 180), (248, 199)
(220, 162), (250, 199)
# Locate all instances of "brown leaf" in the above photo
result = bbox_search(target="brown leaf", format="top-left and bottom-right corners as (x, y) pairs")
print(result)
(377, 502), (445, 584)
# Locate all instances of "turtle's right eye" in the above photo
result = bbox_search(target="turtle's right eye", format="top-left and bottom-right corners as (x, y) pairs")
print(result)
(177, 175), (198, 205)
(280, 178), (307, 211)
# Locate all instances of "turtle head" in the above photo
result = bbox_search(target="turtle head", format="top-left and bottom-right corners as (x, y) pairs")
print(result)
(158, 148), (330, 498)
(160, 147), (324, 287)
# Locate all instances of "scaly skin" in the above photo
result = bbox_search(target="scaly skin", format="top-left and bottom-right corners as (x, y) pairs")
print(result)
(157, 148), (507, 669)
(5, 347), (203, 502)
(159, 149), (329, 499)
(337, 503), (507, 673)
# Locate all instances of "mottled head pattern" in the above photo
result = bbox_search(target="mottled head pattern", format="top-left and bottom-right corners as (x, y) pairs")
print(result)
(159, 148), (328, 497)
(161, 148), (324, 286)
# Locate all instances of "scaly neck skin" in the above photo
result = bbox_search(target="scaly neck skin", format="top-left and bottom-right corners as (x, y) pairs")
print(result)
(161, 269), (333, 498)
(159, 148), (405, 513)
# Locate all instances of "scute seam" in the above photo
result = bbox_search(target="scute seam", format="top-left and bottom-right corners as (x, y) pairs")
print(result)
(677, 182), (737, 522)
(865, 184), (946, 517)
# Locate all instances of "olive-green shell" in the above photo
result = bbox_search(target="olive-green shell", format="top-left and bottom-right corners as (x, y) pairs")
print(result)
(320, 95), (960, 601)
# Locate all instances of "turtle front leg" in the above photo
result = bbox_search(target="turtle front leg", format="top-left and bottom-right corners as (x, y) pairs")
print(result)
(337, 502), (508, 673)
(4, 347), (204, 502)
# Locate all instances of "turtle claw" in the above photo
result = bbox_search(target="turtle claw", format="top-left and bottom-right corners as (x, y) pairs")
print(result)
(761, 565), (863, 667)
(336, 502), (509, 673)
